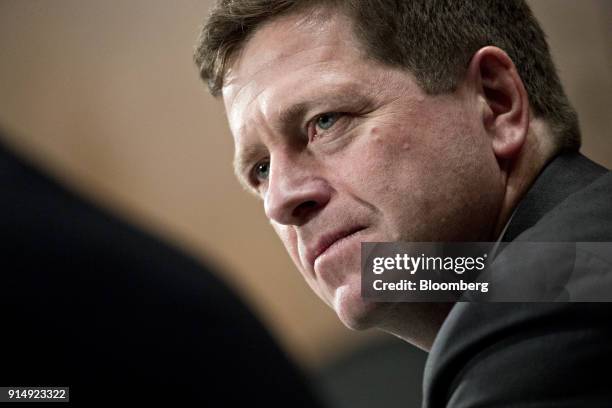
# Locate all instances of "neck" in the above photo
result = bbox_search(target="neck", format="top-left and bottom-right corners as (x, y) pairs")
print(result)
(377, 303), (454, 351)
(492, 119), (558, 239)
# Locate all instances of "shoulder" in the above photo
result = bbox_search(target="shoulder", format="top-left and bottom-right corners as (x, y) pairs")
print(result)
(518, 169), (612, 242)
(424, 302), (612, 407)
(423, 154), (612, 407)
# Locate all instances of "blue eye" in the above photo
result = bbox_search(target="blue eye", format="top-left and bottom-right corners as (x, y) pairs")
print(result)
(316, 113), (340, 131)
(253, 160), (270, 181)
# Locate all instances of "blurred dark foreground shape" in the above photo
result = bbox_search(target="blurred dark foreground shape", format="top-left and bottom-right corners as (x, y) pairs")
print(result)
(0, 128), (324, 406)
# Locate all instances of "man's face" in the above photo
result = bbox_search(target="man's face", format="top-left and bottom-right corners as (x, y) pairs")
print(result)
(222, 10), (504, 330)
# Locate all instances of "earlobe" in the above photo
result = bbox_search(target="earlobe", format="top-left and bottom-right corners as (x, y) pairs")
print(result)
(468, 46), (530, 160)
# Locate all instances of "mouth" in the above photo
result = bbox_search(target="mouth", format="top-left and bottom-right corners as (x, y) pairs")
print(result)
(308, 226), (367, 269)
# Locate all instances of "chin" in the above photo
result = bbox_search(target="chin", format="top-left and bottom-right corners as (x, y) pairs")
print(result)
(332, 279), (389, 331)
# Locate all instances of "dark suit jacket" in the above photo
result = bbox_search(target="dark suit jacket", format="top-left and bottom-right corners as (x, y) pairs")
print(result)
(423, 152), (612, 407)
(0, 135), (323, 406)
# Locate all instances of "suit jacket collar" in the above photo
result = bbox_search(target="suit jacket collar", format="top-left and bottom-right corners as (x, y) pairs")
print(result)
(501, 151), (608, 242)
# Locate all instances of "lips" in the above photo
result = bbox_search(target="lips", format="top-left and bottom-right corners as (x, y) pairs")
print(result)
(306, 226), (367, 269)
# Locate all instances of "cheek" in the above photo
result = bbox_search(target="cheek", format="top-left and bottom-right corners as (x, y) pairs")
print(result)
(271, 222), (331, 302)
(272, 223), (299, 264)
(344, 123), (429, 208)
(337, 108), (499, 240)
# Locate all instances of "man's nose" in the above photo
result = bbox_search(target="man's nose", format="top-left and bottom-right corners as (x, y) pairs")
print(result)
(263, 155), (331, 226)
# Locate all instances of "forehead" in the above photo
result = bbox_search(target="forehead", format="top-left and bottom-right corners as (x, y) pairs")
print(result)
(221, 8), (368, 133)
(224, 8), (359, 89)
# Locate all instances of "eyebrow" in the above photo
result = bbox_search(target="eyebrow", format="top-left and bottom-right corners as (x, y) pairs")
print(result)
(232, 86), (370, 190)
(232, 102), (312, 191)
(233, 143), (268, 193)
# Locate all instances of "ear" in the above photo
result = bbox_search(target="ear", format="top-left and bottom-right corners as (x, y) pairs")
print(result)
(466, 46), (530, 160)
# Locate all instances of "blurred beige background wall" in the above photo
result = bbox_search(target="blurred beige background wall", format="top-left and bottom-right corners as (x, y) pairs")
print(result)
(1, 0), (611, 370)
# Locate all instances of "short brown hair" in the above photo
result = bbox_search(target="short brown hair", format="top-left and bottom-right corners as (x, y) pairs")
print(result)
(194, 0), (580, 150)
